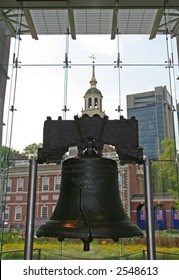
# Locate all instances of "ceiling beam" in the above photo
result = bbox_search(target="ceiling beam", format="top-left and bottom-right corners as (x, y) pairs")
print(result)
(111, 8), (118, 39)
(0, 10), (16, 37)
(23, 8), (38, 40)
(149, 8), (164, 39)
(68, 8), (76, 40)
(171, 19), (179, 38)
(1, 0), (179, 9)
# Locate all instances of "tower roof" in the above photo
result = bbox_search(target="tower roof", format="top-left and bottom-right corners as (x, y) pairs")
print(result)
(85, 87), (102, 96)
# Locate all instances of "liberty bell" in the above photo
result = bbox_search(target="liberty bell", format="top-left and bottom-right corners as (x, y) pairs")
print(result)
(37, 115), (144, 250)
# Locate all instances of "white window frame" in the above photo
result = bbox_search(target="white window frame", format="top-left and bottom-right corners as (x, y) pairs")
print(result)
(17, 178), (24, 192)
(42, 177), (49, 191)
(4, 206), (10, 220)
(41, 206), (48, 218)
(52, 194), (58, 200)
(41, 195), (49, 201)
(16, 196), (23, 201)
(4, 179), (12, 192)
(15, 206), (22, 220)
(52, 205), (56, 213)
(54, 176), (61, 191)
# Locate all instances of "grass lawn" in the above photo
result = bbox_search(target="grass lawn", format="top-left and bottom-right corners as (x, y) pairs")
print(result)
(1, 230), (179, 260)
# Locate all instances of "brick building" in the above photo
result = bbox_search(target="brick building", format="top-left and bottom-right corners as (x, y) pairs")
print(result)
(1, 159), (62, 230)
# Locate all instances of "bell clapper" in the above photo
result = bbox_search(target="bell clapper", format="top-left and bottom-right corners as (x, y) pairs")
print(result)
(82, 237), (93, 251)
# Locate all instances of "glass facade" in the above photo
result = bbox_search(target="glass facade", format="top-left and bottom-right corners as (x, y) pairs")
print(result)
(127, 88), (173, 160)
(128, 104), (164, 160)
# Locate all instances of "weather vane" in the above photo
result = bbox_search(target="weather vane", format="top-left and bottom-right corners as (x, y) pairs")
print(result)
(89, 54), (96, 64)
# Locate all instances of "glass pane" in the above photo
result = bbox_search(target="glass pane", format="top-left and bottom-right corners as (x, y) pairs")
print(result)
(1, 25), (179, 260)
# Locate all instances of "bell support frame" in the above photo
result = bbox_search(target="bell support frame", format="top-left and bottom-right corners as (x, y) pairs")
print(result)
(38, 114), (143, 164)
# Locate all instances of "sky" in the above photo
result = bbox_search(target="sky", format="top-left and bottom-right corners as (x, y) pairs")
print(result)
(2, 34), (179, 153)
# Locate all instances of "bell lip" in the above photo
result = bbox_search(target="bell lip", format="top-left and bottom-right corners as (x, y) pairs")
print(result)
(36, 220), (144, 239)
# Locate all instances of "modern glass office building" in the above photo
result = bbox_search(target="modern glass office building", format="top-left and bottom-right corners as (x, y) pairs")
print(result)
(127, 86), (175, 160)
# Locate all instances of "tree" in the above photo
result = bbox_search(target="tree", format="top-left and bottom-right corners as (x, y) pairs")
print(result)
(151, 138), (179, 198)
(1, 146), (21, 170)
(23, 143), (42, 159)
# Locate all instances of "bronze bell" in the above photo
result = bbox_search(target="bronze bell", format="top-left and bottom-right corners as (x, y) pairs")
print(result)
(37, 155), (143, 251)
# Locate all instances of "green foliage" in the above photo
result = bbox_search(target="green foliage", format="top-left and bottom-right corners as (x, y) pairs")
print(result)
(172, 201), (179, 210)
(1, 251), (24, 260)
(160, 138), (176, 160)
(1, 231), (24, 245)
(1, 146), (21, 170)
(23, 143), (42, 159)
(1, 143), (42, 169)
(151, 138), (179, 196)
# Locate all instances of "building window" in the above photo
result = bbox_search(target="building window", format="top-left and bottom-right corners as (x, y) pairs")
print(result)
(4, 179), (12, 192)
(15, 206), (22, 220)
(41, 195), (49, 201)
(94, 97), (98, 108)
(41, 206), (48, 218)
(16, 196), (23, 201)
(3, 195), (10, 202)
(54, 176), (61, 191)
(4, 207), (10, 220)
(88, 98), (92, 108)
(17, 178), (24, 192)
(42, 177), (49, 191)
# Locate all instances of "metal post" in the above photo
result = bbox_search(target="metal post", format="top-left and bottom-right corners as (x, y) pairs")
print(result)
(144, 156), (156, 260)
(24, 159), (37, 260)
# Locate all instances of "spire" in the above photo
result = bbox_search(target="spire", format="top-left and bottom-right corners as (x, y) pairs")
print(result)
(89, 55), (97, 88)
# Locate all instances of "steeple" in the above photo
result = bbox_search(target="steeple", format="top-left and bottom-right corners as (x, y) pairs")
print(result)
(81, 55), (105, 118)
(90, 58), (97, 88)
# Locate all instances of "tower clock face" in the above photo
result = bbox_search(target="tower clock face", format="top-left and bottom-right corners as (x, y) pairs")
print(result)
(156, 95), (162, 102)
